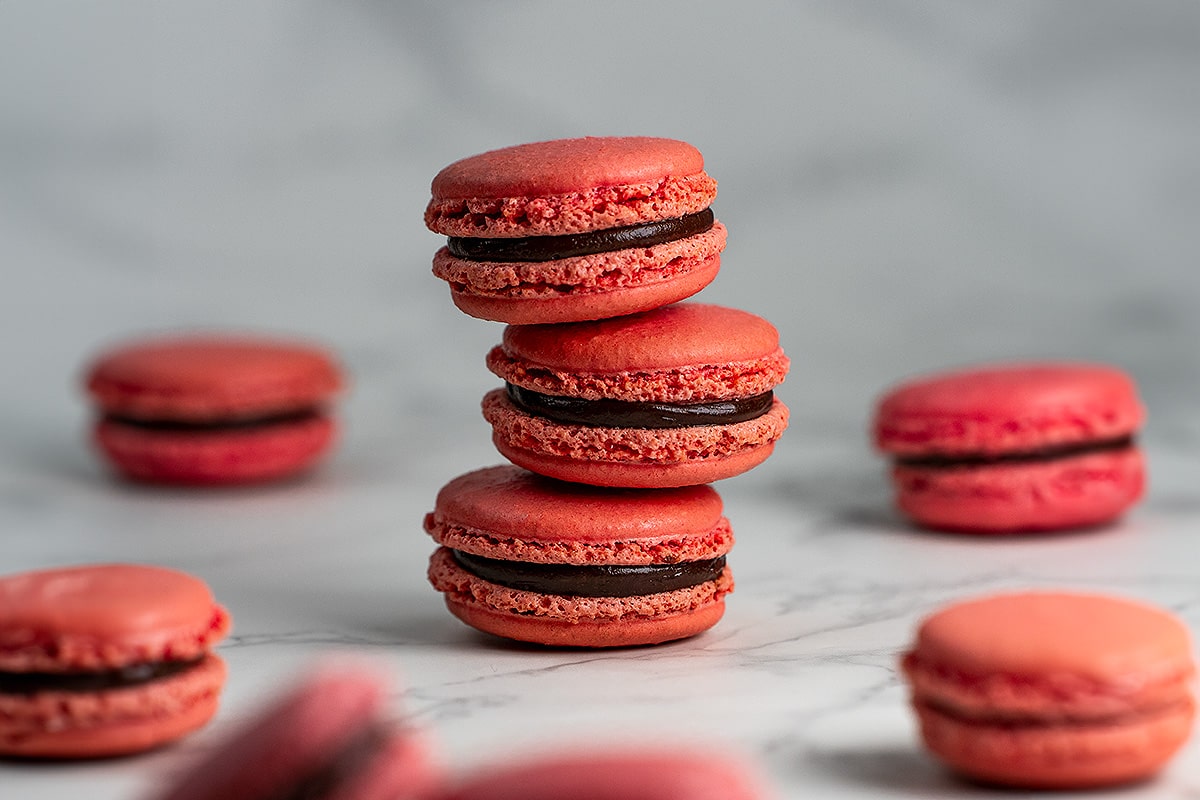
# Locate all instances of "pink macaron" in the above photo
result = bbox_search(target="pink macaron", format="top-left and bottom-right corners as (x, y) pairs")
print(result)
(432, 749), (767, 800)
(152, 665), (437, 800)
(425, 465), (735, 647)
(85, 334), (344, 485)
(873, 362), (1145, 532)
(483, 303), (790, 488)
(0, 564), (230, 758)
(425, 137), (725, 324)
(903, 591), (1196, 789)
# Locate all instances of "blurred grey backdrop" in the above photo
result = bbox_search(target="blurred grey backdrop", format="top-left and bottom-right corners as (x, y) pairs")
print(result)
(2, 1), (1198, 485)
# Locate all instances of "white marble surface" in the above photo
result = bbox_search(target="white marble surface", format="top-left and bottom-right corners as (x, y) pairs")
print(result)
(3, 2), (1200, 797)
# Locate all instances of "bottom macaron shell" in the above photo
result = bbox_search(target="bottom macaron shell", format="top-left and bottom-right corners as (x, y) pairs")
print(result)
(0, 654), (226, 758)
(913, 698), (1195, 789)
(892, 446), (1145, 532)
(94, 416), (337, 485)
(430, 548), (731, 647)
(447, 253), (722, 325)
(484, 391), (789, 488)
(323, 732), (440, 800)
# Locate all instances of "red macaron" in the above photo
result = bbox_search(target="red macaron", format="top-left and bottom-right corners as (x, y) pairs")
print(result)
(432, 749), (766, 800)
(85, 334), (344, 485)
(873, 362), (1145, 532)
(902, 591), (1196, 789)
(483, 303), (790, 488)
(153, 665), (437, 800)
(0, 564), (230, 758)
(424, 466), (735, 647)
(425, 136), (726, 324)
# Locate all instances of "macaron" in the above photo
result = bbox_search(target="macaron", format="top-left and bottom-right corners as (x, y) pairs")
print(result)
(153, 665), (437, 800)
(902, 591), (1196, 789)
(85, 334), (344, 485)
(483, 303), (790, 488)
(433, 749), (765, 800)
(425, 136), (726, 324)
(873, 362), (1145, 532)
(424, 465), (735, 647)
(0, 564), (230, 758)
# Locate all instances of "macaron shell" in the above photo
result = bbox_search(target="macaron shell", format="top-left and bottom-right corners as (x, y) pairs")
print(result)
(94, 415), (337, 485)
(499, 303), (784, 376)
(441, 252), (722, 325)
(426, 137), (716, 238)
(0, 654), (226, 758)
(434, 750), (764, 800)
(913, 697), (1195, 789)
(0, 564), (229, 672)
(86, 336), (343, 421)
(322, 731), (440, 800)
(441, 591), (728, 649)
(484, 390), (788, 488)
(874, 362), (1144, 456)
(425, 466), (728, 558)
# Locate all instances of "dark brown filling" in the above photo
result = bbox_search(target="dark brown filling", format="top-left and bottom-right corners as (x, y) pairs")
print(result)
(267, 724), (388, 800)
(453, 550), (726, 597)
(894, 435), (1135, 469)
(506, 384), (774, 429)
(445, 209), (714, 262)
(0, 658), (203, 695)
(103, 407), (322, 433)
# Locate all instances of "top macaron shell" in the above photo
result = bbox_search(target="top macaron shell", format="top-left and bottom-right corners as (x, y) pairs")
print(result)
(0, 564), (229, 672)
(86, 336), (343, 421)
(874, 362), (1144, 457)
(424, 465), (733, 565)
(425, 137), (717, 238)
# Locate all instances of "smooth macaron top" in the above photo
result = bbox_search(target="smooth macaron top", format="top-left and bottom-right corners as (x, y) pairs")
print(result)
(427, 466), (723, 545)
(874, 362), (1144, 456)
(0, 564), (230, 672)
(906, 592), (1195, 717)
(429, 137), (705, 201)
(85, 335), (343, 422)
(425, 137), (717, 238)
(488, 304), (789, 403)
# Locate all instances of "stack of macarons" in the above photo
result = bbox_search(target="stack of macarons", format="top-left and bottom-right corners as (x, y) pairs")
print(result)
(424, 136), (789, 647)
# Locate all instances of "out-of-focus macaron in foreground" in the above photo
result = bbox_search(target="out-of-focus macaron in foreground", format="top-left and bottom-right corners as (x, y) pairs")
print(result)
(151, 665), (437, 800)
(425, 465), (735, 647)
(84, 333), (345, 485)
(0, 564), (230, 758)
(425, 136), (726, 324)
(431, 748), (768, 800)
(873, 362), (1145, 532)
(483, 303), (790, 488)
(902, 591), (1195, 789)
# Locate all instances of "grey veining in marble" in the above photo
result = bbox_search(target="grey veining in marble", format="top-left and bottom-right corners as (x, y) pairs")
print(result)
(2, 1), (1200, 798)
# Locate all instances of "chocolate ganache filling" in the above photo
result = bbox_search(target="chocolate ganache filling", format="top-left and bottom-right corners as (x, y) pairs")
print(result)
(0, 658), (203, 695)
(446, 209), (714, 262)
(895, 435), (1135, 469)
(453, 551), (726, 597)
(104, 408), (322, 432)
(507, 384), (774, 429)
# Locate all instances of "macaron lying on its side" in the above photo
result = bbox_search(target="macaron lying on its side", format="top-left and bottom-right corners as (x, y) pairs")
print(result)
(903, 591), (1196, 789)
(0, 564), (230, 758)
(483, 303), (790, 488)
(424, 466), (735, 647)
(425, 136), (726, 324)
(85, 334), (344, 485)
(873, 362), (1146, 532)
(153, 666), (437, 800)
(432, 749), (766, 800)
